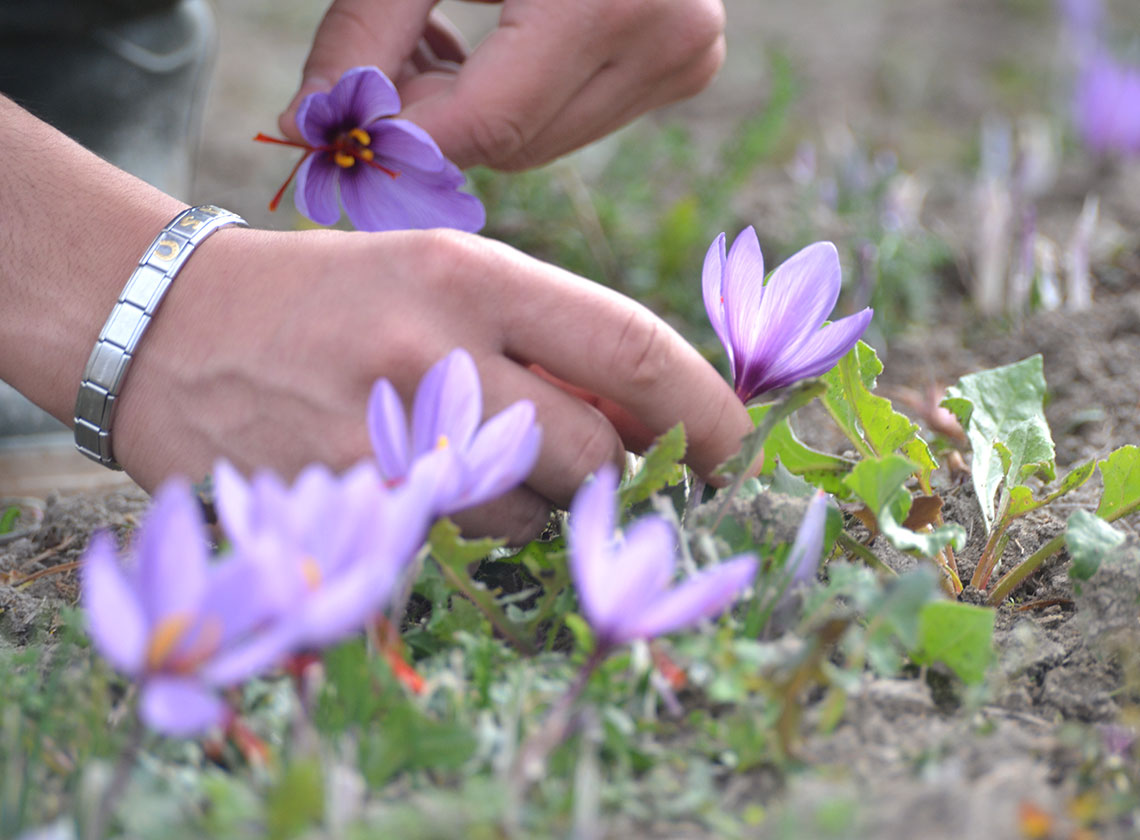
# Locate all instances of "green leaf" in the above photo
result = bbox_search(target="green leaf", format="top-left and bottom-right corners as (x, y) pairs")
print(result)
(359, 704), (477, 786)
(912, 601), (995, 684)
(821, 342), (938, 484)
(428, 518), (504, 571)
(1066, 509), (1127, 581)
(717, 380), (826, 479)
(0, 506), (19, 535)
(1007, 459), (1095, 517)
(862, 567), (940, 675)
(619, 422), (686, 508)
(750, 405), (855, 497)
(843, 455), (966, 557)
(1096, 445), (1140, 522)
(943, 355), (1055, 532)
(266, 760), (324, 840)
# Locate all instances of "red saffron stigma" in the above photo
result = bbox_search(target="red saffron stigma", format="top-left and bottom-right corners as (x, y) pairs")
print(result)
(254, 131), (399, 211)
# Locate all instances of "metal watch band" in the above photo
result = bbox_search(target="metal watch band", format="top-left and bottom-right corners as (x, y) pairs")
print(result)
(74, 204), (248, 469)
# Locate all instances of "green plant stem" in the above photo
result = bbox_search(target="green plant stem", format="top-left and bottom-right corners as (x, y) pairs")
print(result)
(971, 514), (1013, 590)
(987, 533), (1065, 605)
(837, 532), (897, 576)
(437, 561), (537, 656)
(85, 708), (143, 840)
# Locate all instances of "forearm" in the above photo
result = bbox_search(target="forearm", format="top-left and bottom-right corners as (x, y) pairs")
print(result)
(0, 96), (184, 424)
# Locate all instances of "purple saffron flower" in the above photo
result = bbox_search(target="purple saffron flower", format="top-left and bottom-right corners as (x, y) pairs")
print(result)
(208, 458), (439, 673)
(1075, 52), (1140, 157)
(785, 490), (830, 589)
(568, 464), (756, 650)
(81, 479), (280, 736)
(255, 66), (485, 232)
(368, 348), (542, 517)
(703, 227), (873, 403)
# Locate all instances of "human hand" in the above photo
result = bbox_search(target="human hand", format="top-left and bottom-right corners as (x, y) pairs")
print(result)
(278, 0), (727, 171)
(113, 227), (751, 542)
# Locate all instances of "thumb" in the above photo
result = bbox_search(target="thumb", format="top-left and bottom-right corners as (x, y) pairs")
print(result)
(279, 0), (436, 139)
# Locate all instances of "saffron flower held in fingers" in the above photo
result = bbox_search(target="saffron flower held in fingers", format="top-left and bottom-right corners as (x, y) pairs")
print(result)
(368, 348), (542, 516)
(568, 465), (756, 651)
(81, 480), (283, 736)
(255, 66), (485, 232)
(703, 227), (872, 403)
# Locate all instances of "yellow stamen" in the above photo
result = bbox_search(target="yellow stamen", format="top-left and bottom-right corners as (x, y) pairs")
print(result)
(146, 613), (194, 670)
(359, 148), (374, 162)
(333, 151), (356, 168)
(301, 557), (322, 590)
(348, 127), (371, 146)
(435, 434), (450, 450)
(167, 616), (224, 674)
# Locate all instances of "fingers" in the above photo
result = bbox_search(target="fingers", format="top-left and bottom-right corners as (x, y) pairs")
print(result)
(479, 357), (626, 507)
(279, 0), (437, 138)
(486, 253), (751, 480)
(450, 485), (552, 545)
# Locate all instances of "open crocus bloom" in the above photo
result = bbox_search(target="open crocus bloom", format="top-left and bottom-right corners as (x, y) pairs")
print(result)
(703, 227), (873, 403)
(257, 66), (485, 232)
(209, 459), (439, 670)
(81, 480), (282, 736)
(368, 348), (542, 517)
(568, 465), (756, 650)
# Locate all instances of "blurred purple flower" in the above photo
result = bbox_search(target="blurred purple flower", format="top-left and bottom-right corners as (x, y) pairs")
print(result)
(368, 348), (542, 517)
(703, 227), (873, 403)
(81, 480), (280, 736)
(1075, 53), (1140, 157)
(785, 490), (830, 589)
(210, 459), (439, 671)
(1057, 0), (1102, 37)
(255, 66), (484, 232)
(568, 464), (756, 650)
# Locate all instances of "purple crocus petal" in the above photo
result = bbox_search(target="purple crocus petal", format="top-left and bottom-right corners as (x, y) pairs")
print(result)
(337, 163), (409, 231)
(294, 155), (342, 226)
(759, 308), (874, 392)
(135, 479), (208, 627)
(368, 378), (412, 480)
(614, 555), (757, 643)
(586, 516), (677, 635)
(721, 227), (766, 369)
(330, 66), (401, 127)
(202, 621), (299, 687)
(450, 401), (541, 512)
(200, 554), (277, 648)
(298, 66), (401, 145)
(81, 532), (147, 674)
(140, 676), (227, 737)
(340, 161), (485, 233)
(745, 242), (841, 376)
(568, 466), (620, 625)
(369, 119), (447, 173)
(213, 460), (255, 548)
(701, 233), (732, 366)
(412, 349), (482, 455)
(297, 557), (403, 647)
(786, 490), (829, 587)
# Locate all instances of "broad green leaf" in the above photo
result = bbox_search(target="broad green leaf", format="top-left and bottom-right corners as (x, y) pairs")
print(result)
(821, 341), (938, 484)
(428, 518), (504, 570)
(620, 422), (686, 507)
(862, 567), (940, 675)
(844, 455), (966, 557)
(1066, 509), (1127, 581)
(359, 704), (477, 786)
(717, 380), (826, 478)
(750, 404), (855, 497)
(1096, 445), (1140, 522)
(943, 355), (1055, 531)
(912, 601), (995, 684)
(1007, 459), (1095, 518)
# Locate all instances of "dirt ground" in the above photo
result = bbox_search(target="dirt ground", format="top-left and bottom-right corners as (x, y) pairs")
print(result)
(5, 1), (1140, 838)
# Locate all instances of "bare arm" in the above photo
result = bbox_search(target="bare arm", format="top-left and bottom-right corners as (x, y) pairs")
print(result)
(0, 99), (751, 541)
